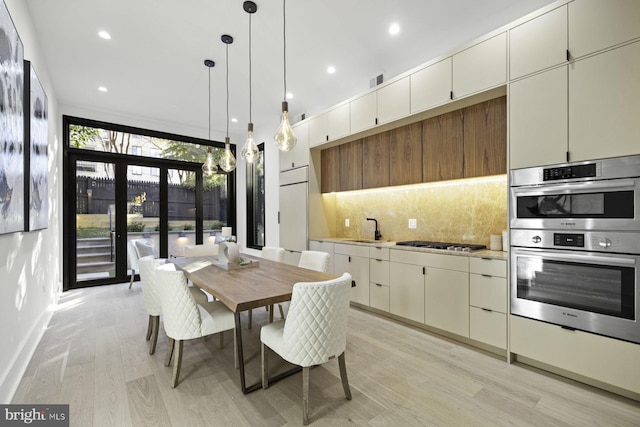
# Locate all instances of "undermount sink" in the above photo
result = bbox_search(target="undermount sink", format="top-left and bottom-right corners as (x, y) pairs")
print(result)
(344, 239), (392, 244)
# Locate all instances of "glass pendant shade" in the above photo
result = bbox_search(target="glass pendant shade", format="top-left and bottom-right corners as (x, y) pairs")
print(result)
(241, 123), (259, 164)
(219, 137), (237, 172)
(274, 101), (297, 152)
(202, 148), (217, 175)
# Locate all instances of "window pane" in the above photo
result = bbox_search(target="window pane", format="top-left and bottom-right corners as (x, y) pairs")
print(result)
(246, 144), (265, 248)
(168, 168), (196, 256)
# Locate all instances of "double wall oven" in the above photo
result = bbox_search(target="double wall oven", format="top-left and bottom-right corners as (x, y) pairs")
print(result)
(510, 155), (640, 344)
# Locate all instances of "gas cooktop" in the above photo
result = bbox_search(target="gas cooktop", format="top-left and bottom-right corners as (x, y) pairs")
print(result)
(395, 240), (487, 252)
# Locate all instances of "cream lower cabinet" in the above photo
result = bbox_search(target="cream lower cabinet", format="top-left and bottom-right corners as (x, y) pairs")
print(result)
(389, 261), (424, 323)
(334, 244), (370, 305)
(369, 247), (390, 312)
(469, 258), (507, 349)
(511, 315), (640, 396)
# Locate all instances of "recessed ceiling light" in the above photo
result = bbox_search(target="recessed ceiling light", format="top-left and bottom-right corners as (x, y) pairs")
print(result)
(231, 118), (238, 123)
(98, 30), (111, 40)
(389, 23), (400, 35)
(327, 66), (336, 74)
(98, 86), (108, 92)
(286, 92), (293, 99)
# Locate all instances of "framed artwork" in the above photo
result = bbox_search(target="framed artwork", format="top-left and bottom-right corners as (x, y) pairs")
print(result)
(24, 60), (48, 231)
(0, 0), (25, 235)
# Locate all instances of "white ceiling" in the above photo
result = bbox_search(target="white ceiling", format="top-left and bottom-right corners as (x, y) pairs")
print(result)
(25, 0), (555, 143)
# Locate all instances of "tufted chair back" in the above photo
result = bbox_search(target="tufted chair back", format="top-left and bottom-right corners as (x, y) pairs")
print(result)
(155, 263), (203, 340)
(279, 273), (351, 367)
(298, 250), (330, 273)
(261, 246), (285, 262)
(138, 256), (167, 316)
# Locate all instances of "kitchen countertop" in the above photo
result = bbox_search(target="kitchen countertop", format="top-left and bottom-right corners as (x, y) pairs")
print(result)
(311, 237), (508, 261)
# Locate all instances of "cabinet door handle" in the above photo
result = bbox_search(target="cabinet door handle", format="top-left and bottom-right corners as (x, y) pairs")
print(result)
(326, 135), (329, 141)
(566, 49), (570, 61)
(450, 91), (453, 100)
(481, 274), (492, 278)
(422, 266), (426, 275)
(374, 283), (383, 287)
(348, 256), (351, 263)
(480, 257), (492, 261)
(566, 151), (570, 162)
(375, 258), (383, 262)
(291, 162), (295, 168)
(375, 118), (378, 125)
(482, 308), (493, 313)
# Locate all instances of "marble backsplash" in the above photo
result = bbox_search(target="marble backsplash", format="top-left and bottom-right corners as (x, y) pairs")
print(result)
(331, 175), (507, 247)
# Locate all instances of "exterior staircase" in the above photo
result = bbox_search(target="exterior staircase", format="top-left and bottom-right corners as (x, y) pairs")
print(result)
(77, 237), (115, 279)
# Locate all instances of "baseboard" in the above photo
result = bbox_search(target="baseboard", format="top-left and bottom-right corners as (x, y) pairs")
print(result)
(0, 306), (54, 403)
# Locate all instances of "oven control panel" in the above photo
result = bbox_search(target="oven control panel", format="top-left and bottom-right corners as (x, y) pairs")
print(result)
(510, 229), (640, 254)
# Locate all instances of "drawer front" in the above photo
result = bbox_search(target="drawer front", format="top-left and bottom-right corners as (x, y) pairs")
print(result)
(470, 307), (506, 349)
(469, 274), (507, 313)
(369, 246), (390, 260)
(334, 243), (370, 258)
(369, 283), (390, 312)
(390, 249), (469, 272)
(370, 259), (390, 286)
(470, 257), (506, 277)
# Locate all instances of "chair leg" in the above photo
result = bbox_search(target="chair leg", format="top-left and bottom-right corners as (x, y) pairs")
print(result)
(171, 340), (183, 388)
(248, 310), (252, 329)
(234, 330), (238, 370)
(129, 269), (135, 289)
(145, 315), (153, 340)
(302, 366), (310, 426)
(165, 338), (175, 366)
(261, 343), (268, 389)
(149, 316), (160, 355)
(219, 331), (224, 348)
(338, 352), (352, 400)
(278, 304), (285, 319)
(268, 305), (274, 323)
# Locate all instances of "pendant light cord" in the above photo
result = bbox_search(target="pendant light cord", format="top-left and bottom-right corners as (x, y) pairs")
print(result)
(248, 13), (253, 124)
(283, 0), (287, 102)
(226, 43), (230, 138)
(208, 66), (212, 141)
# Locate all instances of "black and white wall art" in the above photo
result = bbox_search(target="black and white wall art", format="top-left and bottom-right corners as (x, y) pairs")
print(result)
(0, 0), (24, 235)
(25, 61), (48, 231)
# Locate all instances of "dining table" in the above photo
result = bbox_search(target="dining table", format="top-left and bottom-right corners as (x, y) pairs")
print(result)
(170, 254), (338, 394)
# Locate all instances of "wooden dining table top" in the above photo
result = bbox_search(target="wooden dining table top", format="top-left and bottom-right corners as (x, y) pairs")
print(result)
(170, 255), (337, 313)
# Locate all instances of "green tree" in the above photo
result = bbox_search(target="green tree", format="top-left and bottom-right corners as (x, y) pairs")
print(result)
(161, 141), (227, 190)
(69, 125), (101, 148)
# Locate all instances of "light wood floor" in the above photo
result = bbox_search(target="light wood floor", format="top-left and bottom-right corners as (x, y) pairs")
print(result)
(12, 282), (640, 426)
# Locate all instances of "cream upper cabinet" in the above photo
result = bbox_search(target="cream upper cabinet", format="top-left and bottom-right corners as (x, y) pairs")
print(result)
(509, 5), (567, 80)
(569, 41), (640, 162)
(410, 57), (452, 114)
(308, 104), (350, 148)
(308, 113), (328, 147)
(280, 120), (309, 172)
(328, 103), (350, 141)
(350, 91), (377, 134)
(377, 76), (410, 125)
(569, 0), (640, 59)
(452, 32), (507, 99)
(509, 65), (568, 168)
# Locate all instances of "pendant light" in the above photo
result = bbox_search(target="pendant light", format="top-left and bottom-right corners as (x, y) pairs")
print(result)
(218, 34), (237, 172)
(240, 1), (259, 164)
(202, 59), (218, 175)
(273, 0), (297, 152)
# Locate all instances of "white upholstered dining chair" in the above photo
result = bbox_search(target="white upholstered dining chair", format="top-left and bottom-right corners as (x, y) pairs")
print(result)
(137, 256), (208, 355)
(261, 246), (285, 262)
(155, 263), (236, 388)
(260, 272), (353, 425)
(276, 250), (332, 320)
(127, 238), (157, 289)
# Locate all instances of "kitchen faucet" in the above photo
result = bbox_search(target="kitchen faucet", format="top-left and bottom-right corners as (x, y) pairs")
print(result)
(366, 217), (382, 240)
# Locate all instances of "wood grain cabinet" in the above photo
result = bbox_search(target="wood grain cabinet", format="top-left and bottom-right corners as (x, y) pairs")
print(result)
(339, 140), (363, 191)
(362, 132), (390, 189)
(463, 96), (506, 177)
(422, 110), (464, 182)
(320, 145), (340, 193)
(389, 122), (422, 186)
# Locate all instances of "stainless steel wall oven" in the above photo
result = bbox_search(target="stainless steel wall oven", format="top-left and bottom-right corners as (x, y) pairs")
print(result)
(510, 155), (640, 344)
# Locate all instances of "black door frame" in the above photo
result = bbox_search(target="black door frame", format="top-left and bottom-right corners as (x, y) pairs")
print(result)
(62, 115), (236, 290)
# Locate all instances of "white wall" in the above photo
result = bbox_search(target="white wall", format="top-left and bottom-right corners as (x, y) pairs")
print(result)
(0, 0), (61, 403)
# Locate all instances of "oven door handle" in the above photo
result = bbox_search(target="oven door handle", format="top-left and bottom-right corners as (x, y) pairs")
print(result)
(513, 248), (636, 266)
(513, 179), (636, 195)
